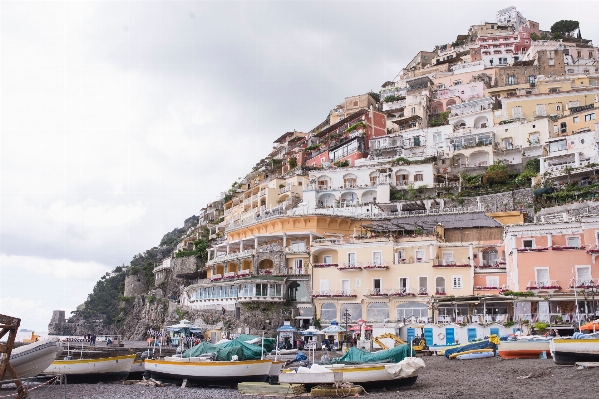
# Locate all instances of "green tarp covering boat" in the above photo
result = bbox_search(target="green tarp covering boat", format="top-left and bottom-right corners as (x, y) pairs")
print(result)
(326, 344), (415, 364)
(182, 335), (276, 360)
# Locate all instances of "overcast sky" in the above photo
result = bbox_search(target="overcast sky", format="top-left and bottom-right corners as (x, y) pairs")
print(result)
(2, 1), (598, 331)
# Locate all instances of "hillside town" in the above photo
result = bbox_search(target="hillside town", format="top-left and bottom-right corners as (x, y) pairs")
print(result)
(154, 7), (599, 335)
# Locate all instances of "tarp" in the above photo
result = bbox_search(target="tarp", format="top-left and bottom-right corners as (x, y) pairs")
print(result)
(237, 334), (276, 352)
(325, 344), (414, 364)
(182, 336), (274, 360)
(444, 337), (498, 359)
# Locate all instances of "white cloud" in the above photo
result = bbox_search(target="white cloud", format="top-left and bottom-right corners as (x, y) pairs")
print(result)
(0, 254), (110, 281)
(0, 297), (54, 332)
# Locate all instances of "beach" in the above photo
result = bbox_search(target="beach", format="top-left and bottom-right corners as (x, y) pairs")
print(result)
(16, 355), (599, 399)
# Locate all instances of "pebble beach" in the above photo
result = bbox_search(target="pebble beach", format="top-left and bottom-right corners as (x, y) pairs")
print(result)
(14, 355), (599, 399)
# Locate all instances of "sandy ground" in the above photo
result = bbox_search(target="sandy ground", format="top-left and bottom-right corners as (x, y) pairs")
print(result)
(12, 355), (599, 399)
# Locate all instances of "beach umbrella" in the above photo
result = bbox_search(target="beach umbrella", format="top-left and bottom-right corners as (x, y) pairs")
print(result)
(349, 325), (372, 331)
(276, 324), (298, 332)
(322, 320), (346, 333)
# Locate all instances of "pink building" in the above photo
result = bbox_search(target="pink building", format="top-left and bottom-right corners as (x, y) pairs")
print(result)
(304, 109), (386, 167)
(478, 25), (538, 67)
(505, 216), (599, 322)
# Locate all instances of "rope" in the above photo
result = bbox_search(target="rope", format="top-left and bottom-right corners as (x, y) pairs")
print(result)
(0, 376), (59, 398)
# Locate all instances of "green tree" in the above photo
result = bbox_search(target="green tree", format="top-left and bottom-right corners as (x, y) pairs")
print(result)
(368, 91), (380, 103)
(288, 156), (298, 169)
(483, 161), (509, 186)
(550, 20), (580, 39)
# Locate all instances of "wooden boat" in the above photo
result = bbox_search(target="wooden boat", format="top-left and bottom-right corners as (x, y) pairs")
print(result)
(448, 348), (494, 359)
(43, 354), (135, 382)
(498, 339), (551, 359)
(455, 351), (495, 360)
(3, 338), (62, 380)
(145, 357), (273, 385)
(128, 359), (145, 379)
(280, 358), (424, 390)
(550, 337), (599, 365)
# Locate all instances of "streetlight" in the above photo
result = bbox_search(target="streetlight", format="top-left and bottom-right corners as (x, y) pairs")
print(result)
(342, 308), (351, 346)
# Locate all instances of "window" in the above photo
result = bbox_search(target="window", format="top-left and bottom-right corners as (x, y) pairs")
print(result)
(535, 104), (546, 116)
(567, 236), (581, 247)
(522, 239), (534, 248)
(556, 104), (561, 111)
(560, 122), (567, 134)
(452, 276), (463, 289)
(589, 52), (594, 59)
(414, 174), (423, 181)
(355, 278), (361, 287)
(256, 283), (268, 296)
(372, 251), (382, 266)
(486, 276), (499, 288)
(323, 255), (332, 264)
(483, 250), (498, 266)
(535, 268), (550, 286)
(418, 276), (428, 294)
(549, 59), (555, 66)
(573, 116), (579, 123)
(394, 250), (405, 263)
(507, 75), (516, 85)
(347, 253), (356, 266)
(437, 83), (445, 89)
(415, 250), (426, 262)
(399, 278), (408, 291)
(511, 106), (522, 118)
(373, 278), (382, 291)
(340, 279), (350, 295)
(414, 136), (421, 147)
(411, 107), (416, 116)
(585, 113), (596, 122)
(576, 266), (592, 285)
(529, 75), (536, 85)
(442, 252), (454, 265)
(549, 139), (567, 152)
(293, 259), (303, 273)
(319, 279), (329, 293)
(577, 51), (582, 58)
(454, 80), (462, 86)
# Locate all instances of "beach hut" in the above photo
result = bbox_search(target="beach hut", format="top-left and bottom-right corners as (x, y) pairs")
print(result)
(166, 319), (202, 347)
(322, 320), (346, 349)
(276, 321), (298, 349)
(298, 326), (325, 349)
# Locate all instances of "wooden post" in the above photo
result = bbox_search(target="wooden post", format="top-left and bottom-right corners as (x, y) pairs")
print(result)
(0, 314), (27, 398)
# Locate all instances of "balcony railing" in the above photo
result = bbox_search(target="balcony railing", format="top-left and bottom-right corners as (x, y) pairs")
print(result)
(285, 246), (309, 254)
(338, 262), (363, 271)
(311, 289), (357, 298)
(279, 186), (292, 194)
(365, 288), (391, 297)
(389, 288), (416, 297)
(362, 261), (390, 270)
(259, 190), (266, 197)
(258, 244), (283, 253)
(526, 280), (561, 291)
(433, 259), (471, 268)
(435, 288), (446, 295)
(568, 278), (599, 290)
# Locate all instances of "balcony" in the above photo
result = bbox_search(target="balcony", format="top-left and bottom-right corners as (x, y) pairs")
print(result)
(279, 186), (292, 194)
(432, 259), (471, 268)
(285, 246), (310, 254)
(435, 288), (447, 295)
(517, 247), (549, 252)
(389, 288), (416, 297)
(364, 288), (391, 298)
(568, 278), (599, 291)
(474, 285), (507, 293)
(526, 280), (561, 293)
(259, 190), (266, 197)
(257, 243), (283, 253)
(362, 262), (390, 270)
(338, 262), (363, 271)
(210, 274), (223, 281)
(313, 263), (338, 268)
(311, 289), (357, 299)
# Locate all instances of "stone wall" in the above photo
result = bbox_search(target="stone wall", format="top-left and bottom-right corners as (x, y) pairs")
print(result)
(444, 188), (534, 215)
(535, 200), (599, 222)
(172, 256), (198, 277)
(124, 274), (149, 297)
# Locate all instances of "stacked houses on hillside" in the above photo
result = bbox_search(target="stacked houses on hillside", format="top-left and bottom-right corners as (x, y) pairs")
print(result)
(159, 7), (599, 334)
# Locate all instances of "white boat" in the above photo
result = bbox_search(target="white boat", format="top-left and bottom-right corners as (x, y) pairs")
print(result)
(280, 357), (425, 389)
(43, 354), (136, 382)
(3, 338), (63, 381)
(550, 336), (599, 365)
(498, 339), (551, 359)
(128, 359), (145, 379)
(145, 357), (272, 385)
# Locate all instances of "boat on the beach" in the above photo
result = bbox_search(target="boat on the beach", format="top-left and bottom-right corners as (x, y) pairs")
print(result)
(550, 333), (599, 365)
(498, 338), (551, 359)
(128, 359), (145, 379)
(3, 338), (63, 381)
(145, 357), (273, 385)
(43, 354), (136, 382)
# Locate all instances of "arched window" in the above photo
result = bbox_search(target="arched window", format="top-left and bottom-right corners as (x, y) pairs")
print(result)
(340, 303), (362, 322)
(367, 303), (390, 322)
(435, 277), (446, 295)
(321, 303), (337, 322)
(396, 302), (428, 322)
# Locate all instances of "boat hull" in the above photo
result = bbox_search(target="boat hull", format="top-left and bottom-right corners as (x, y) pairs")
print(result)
(128, 360), (145, 379)
(550, 339), (599, 365)
(498, 340), (551, 359)
(43, 354), (135, 383)
(145, 358), (272, 386)
(4, 338), (63, 381)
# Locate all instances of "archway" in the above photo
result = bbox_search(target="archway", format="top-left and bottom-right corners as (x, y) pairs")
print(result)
(321, 303), (337, 322)
(445, 99), (457, 108)
(431, 101), (444, 114)
(367, 303), (390, 322)
(215, 264), (225, 275)
(228, 262), (239, 274)
(454, 119), (466, 129)
(473, 115), (489, 129)
(342, 173), (357, 188)
(340, 191), (358, 205)
(318, 193), (337, 208)
(316, 175), (332, 190)
(360, 190), (377, 204)
(395, 169), (410, 186)
(469, 150), (490, 167)
(241, 259), (252, 271)
(259, 259), (273, 270)
(340, 303), (363, 322)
